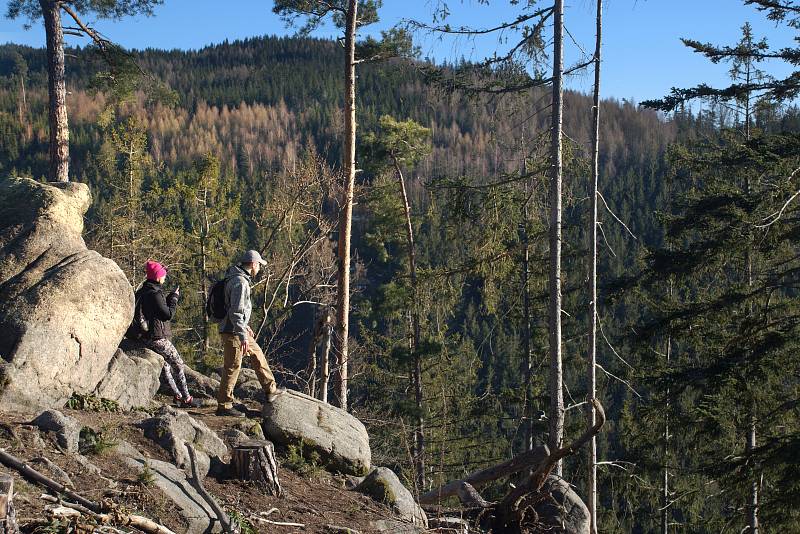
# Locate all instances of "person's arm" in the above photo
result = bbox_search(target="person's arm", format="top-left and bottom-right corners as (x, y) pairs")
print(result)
(226, 277), (249, 343)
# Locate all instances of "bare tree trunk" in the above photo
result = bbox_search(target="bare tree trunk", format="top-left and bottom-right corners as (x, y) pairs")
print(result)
(335, 0), (358, 411)
(394, 159), (425, 490)
(520, 135), (534, 455)
(320, 310), (332, 403)
(587, 1), (602, 531)
(17, 74), (27, 126)
(200, 186), (210, 354)
(548, 0), (565, 477)
(41, 0), (69, 183)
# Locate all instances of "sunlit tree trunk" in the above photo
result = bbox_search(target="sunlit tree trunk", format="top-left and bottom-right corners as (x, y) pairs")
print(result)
(41, 0), (69, 182)
(548, 0), (565, 477)
(587, 0), (602, 530)
(335, 0), (358, 411)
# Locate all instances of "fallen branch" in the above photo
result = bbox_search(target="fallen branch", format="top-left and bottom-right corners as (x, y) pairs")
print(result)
(40, 495), (175, 534)
(251, 516), (306, 527)
(0, 448), (98, 512)
(184, 443), (237, 534)
(494, 399), (606, 531)
(418, 445), (549, 505)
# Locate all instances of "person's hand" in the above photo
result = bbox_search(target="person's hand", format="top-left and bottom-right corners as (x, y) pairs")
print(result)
(241, 337), (249, 355)
(173, 286), (180, 298)
(246, 325), (254, 337)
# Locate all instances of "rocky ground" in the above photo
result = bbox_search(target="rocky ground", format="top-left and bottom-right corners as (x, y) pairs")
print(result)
(0, 395), (439, 534)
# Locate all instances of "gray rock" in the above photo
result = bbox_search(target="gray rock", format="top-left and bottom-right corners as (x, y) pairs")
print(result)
(124, 456), (221, 534)
(183, 367), (220, 400)
(0, 177), (133, 411)
(94, 344), (163, 410)
(221, 429), (251, 448)
(371, 519), (424, 533)
(113, 440), (145, 461)
(31, 410), (81, 453)
(140, 405), (228, 478)
(262, 390), (371, 476)
(356, 467), (427, 527)
(234, 379), (265, 402)
(325, 526), (361, 534)
(533, 476), (590, 534)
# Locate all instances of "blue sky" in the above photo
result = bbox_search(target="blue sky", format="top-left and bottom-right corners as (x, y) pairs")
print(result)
(1, 0), (796, 102)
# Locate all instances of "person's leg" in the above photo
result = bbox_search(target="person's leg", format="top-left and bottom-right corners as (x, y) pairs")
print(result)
(217, 333), (243, 410)
(245, 332), (277, 397)
(160, 339), (191, 399)
(147, 339), (182, 399)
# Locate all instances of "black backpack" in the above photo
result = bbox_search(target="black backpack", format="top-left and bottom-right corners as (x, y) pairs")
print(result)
(206, 277), (228, 322)
(125, 290), (150, 340)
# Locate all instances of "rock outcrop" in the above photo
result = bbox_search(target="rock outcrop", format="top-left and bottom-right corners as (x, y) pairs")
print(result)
(94, 342), (163, 410)
(140, 405), (228, 478)
(0, 177), (133, 411)
(356, 467), (428, 527)
(263, 390), (371, 476)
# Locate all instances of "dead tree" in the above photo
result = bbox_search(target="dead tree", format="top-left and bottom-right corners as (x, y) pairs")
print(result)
(230, 440), (283, 497)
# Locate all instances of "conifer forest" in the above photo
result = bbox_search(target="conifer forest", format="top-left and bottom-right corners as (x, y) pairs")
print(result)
(3, 0), (800, 532)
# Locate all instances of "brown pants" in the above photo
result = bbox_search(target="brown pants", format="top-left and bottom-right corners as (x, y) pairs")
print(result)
(217, 332), (277, 409)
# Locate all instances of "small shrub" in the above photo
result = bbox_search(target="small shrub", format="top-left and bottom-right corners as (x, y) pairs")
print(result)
(65, 393), (120, 413)
(137, 461), (155, 487)
(79, 427), (117, 455)
(228, 509), (256, 534)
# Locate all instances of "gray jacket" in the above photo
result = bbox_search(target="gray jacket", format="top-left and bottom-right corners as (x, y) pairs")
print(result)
(219, 265), (252, 342)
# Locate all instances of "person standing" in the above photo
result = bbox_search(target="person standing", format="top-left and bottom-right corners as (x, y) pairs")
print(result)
(138, 260), (195, 408)
(216, 250), (284, 417)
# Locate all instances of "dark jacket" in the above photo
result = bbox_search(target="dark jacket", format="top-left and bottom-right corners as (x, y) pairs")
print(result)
(138, 280), (178, 340)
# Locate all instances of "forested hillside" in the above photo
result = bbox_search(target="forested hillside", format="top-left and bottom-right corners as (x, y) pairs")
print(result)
(2, 27), (798, 532)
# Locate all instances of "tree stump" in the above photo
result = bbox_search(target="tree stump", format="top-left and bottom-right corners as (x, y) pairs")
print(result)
(231, 440), (282, 496)
(0, 474), (18, 534)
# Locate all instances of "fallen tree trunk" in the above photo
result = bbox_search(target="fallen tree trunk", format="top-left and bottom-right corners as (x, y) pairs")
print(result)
(185, 443), (237, 534)
(418, 444), (549, 505)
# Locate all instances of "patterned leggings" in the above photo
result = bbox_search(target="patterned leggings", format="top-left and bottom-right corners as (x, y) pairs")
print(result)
(145, 338), (191, 399)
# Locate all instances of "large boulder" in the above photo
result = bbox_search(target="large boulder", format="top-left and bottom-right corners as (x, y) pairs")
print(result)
(31, 409), (81, 454)
(532, 476), (591, 534)
(94, 342), (163, 410)
(262, 390), (371, 476)
(0, 177), (133, 411)
(140, 405), (228, 478)
(356, 467), (428, 527)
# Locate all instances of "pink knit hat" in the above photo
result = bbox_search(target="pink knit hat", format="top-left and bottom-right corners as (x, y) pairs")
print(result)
(145, 260), (167, 281)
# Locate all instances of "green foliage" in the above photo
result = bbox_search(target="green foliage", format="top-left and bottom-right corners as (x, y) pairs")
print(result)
(228, 509), (257, 534)
(137, 460), (155, 487)
(79, 426), (117, 455)
(283, 441), (324, 477)
(65, 393), (120, 412)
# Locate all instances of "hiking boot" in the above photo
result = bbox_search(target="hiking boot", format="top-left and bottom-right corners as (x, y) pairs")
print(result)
(215, 406), (246, 418)
(266, 387), (287, 404)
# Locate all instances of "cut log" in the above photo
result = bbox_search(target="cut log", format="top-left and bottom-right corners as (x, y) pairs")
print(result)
(0, 474), (18, 534)
(231, 440), (282, 497)
(418, 445), (549, 505)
